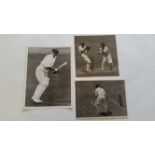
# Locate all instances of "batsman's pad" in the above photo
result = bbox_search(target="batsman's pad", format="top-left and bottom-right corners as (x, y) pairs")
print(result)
(82, 54), (92, 64)
(41, 77), (50, 87)
(107, 54), (113, 63)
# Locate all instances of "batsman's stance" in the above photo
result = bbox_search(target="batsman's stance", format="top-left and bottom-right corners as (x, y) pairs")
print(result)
(31, 49), (59, 103)
(94, 84), (109, 115)
(98, 43), (113, 71)
(78, 42), (92, 72)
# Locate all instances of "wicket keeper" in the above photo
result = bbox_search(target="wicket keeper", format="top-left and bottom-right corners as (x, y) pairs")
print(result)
(97, 43), (113, 71)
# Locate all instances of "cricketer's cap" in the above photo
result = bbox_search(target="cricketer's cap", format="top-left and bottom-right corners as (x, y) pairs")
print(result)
(52, 49), (59, 55)
(95, 84), (100, 88)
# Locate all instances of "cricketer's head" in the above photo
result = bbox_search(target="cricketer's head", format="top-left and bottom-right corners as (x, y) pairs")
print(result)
(101, 42), (106, 49)
(52, 49), (59, 57)
(81, 42), (85, 47)
(95, 84), (100, 89)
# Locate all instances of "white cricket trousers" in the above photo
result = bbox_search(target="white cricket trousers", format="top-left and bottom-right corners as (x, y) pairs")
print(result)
(102, 54), (113, 69)
(81, 54), (92, 71)
(32, 64), (50, 100)
(95, 96), (108, 114)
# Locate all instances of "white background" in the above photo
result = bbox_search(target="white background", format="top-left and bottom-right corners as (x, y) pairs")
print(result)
(0, 0), (155, 155)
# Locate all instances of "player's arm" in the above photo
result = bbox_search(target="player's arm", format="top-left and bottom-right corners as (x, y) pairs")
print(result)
(86, 46), (90, 51)
(46, 67), (57, 71)
(95, 90), (98, 98)
(53, 68), (58, 73)
(78, 46), (90, 54)
(51, 58), (59, 73)
(83, 46), (91, 53)
(97, 48), (102, 55)
(46, 67), (58, 73)
(79, 48), (87, 54)
(104, 90), (108, 96)
(49, 67), (55, 71)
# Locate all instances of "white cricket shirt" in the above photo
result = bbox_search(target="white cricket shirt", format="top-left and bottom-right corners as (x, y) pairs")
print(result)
(41, 54), (56, 68)
(95, 87), (106, 98)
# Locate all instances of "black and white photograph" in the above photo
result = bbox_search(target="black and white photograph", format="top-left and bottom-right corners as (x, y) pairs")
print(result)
(76, 80), (127, 119)
(75, 35), (119, 77)
(25, 47), (71, 107)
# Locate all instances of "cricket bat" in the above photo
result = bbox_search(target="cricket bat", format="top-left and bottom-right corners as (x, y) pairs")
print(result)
(56, 61), (68, 71)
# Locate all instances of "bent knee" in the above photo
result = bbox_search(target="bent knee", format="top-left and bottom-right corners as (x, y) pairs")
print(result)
(41, 77), (50, 87)
(87, 59), (92, 64)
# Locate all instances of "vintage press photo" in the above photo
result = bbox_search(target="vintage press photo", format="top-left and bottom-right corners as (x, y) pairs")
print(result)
(25, 47), (71, 108)
(76, 80), (127, 119)
(75, 35), (119, 77)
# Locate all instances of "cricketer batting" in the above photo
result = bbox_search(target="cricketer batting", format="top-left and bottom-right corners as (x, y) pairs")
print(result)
(78, 42), (92, 72)
(31, 49), (59, 103)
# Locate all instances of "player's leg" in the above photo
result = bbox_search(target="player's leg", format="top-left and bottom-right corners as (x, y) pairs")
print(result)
(32, 66), (45, 102)
(96, 98), (103, 115)
(95, 103), (100, 114)
(32, 79), (49, 101)
(94, 100), (98, 114)
(32, 66), (49, 103)
(85, 56), (92, 72)
(101, 57), (106, 70)
(94, 99), (98, 114)
(89, 57), (94, 71)
(86, 63), (92, 72)
(96, 97), (108, 116)
(107, 54), (113, 70)
(103, 99), (108, 115)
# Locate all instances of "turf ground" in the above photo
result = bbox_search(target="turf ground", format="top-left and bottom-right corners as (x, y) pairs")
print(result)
(25, 47), (71, 107)
(75, 35), (119, 77)
(76, 81), (127, 118)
